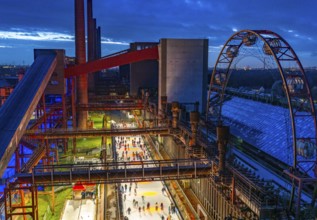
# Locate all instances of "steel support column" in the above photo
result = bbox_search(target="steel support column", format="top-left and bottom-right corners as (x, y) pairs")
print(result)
(5, 185), (39, 220)
(62, 93), (68, 153)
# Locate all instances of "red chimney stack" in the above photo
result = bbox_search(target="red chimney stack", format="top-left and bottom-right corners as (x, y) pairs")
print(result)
(75, 0), (88, 129)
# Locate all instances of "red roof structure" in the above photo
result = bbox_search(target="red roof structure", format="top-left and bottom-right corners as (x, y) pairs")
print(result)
(73, 182), (86, 191)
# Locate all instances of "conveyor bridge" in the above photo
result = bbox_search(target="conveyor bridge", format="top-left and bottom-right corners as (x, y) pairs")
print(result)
(0, 53), (57, 177)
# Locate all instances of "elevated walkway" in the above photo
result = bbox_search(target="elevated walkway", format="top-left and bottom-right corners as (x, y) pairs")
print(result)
(0, 53), (57, 177)
(77, 102), (143, 111)
(24, 127), (169, 139)
(16, 158), (211, 185)
(89, 95), (139, 102)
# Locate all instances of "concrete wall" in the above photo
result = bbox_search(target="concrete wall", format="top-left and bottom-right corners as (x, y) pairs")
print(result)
(161, 136), (186, 159)
(130, 60), (158, 96)
(129, 42), (159, 96)
(159, 39), (208, 113)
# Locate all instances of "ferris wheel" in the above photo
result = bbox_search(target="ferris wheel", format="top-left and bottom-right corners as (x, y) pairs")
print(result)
(206, 29), (317, 216)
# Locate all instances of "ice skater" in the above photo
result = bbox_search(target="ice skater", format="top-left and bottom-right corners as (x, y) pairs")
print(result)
(162, 187), (166, 195)
(142, 195), (145, 203)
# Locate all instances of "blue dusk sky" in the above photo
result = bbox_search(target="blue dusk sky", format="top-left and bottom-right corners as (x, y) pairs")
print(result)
(0, 0), (316, 67)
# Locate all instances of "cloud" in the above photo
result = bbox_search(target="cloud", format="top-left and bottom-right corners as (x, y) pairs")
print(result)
(208, 45), (223, 52)
(101, 38), (129, 46)
(0, 31), (128, 46)
(0, 45), (13, 48)
(0, 30), (74, 42)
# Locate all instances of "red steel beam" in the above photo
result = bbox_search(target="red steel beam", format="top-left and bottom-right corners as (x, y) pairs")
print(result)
(65, 46), (159, 78)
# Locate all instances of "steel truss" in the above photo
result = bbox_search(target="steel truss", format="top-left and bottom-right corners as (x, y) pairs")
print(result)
(15, 158), (211, 185)
(4, 185), (38, 220)
(77, 102), (143, 111)
(24, 127), (169, 139)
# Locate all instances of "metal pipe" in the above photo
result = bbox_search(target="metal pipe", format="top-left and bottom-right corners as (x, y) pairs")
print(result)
(171, 102), (180, 129)
(216, 125), (230, 175)
(190, 111), (199, 146)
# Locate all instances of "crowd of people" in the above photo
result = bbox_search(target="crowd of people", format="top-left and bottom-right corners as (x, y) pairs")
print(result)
(113, 127), (178, 220)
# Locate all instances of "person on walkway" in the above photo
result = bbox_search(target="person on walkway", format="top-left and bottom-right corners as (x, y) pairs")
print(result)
(160, 202), (164, 211)
(155, 202), (158, 211)
(147, 202), (150, 210)
(127, 207), (131, 215)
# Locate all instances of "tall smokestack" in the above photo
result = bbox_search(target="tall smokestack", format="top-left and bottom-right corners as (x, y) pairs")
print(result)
(87, 0), (95, 93)
(95, 25), (101, 59)
(75, 0), (88, 129)
(87, 0), (95, 61)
